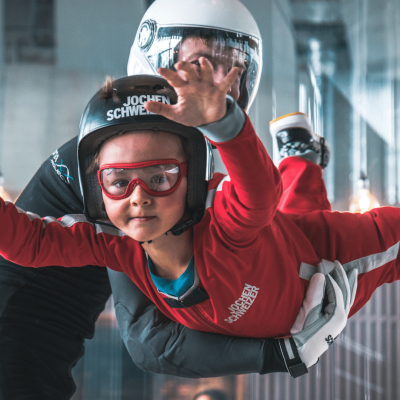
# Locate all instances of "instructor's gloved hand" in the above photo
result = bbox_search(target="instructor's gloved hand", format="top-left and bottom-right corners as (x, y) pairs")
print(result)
(278, 260), (358, 378)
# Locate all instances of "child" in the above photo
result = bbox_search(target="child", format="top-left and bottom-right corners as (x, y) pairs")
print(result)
(0, 63), (356, 360)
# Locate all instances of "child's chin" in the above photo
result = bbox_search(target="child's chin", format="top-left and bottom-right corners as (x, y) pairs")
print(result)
(132, 232), (157, 243)
(123, 227), (156, 243)
(130, 233), (151, 242)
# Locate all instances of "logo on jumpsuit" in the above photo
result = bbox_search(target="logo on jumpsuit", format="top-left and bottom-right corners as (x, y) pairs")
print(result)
(224, 283), (259, 324)
(50, 149), (74, 185)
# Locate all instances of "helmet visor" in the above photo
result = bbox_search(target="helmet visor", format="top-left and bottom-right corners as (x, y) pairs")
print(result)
(138, 25), (261, 110)
(98, 160), (188, 199)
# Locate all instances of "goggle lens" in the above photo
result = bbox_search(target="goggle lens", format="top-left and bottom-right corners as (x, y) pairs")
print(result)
(98, 160), (187, 199)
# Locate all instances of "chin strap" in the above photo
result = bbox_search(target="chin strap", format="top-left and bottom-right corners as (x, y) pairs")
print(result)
(138, 210), (202, 244)
(165, 210), (204, 236)
(168, 209), (203, 237)
(137, 209), (203, 245)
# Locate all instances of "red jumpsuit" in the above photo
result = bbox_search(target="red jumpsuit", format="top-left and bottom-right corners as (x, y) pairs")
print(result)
(278, 155), (400, 320)
(0, 115), (399, 339)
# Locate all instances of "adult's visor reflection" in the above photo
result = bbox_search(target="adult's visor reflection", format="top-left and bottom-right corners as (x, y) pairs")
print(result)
(141, 26), (261, 110)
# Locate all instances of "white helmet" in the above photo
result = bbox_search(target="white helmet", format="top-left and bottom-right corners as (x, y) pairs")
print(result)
(127, 0), (262, 111)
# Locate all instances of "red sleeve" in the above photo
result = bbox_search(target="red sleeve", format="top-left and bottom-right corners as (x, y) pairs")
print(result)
(207, 115), (282, 241)
(0, 198), (123, 270)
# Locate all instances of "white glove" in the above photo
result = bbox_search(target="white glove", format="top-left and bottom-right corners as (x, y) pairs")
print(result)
(278, 260), (358, 378)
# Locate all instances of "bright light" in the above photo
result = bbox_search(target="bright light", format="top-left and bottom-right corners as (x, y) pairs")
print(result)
(349, 188), (380, 213)
(0, 176), (12, 202)
(0, 185), (12, 202)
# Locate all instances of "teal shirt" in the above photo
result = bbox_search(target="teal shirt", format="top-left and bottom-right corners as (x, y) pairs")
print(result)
(147, 254), (195, 298)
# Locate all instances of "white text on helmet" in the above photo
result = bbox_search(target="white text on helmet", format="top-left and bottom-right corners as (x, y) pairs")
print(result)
(106, 95), (171, 121)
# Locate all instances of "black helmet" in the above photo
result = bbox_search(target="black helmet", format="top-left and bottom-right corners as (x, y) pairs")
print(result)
(78, 75), (214, 232)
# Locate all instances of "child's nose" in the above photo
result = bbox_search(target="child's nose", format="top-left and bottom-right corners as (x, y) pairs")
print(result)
(129, 184), (151, 206)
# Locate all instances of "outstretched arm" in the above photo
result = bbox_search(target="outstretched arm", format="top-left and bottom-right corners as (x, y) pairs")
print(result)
(146, 59), (283, 240)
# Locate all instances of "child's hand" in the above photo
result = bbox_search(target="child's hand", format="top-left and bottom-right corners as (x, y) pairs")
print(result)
(144, 57), (239, 127)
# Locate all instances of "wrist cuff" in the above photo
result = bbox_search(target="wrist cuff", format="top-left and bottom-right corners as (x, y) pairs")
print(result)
(196, 95), (246, 143)
(278, 337), (308, 378)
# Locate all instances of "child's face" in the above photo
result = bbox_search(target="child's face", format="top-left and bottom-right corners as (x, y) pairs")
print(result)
(99, 130), (188, 242)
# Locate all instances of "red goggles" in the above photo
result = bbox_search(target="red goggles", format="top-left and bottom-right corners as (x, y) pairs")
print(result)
(97, 159), (188, 200)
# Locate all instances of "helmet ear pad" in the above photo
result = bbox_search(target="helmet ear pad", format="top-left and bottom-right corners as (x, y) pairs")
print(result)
(177, 130), (208, 212)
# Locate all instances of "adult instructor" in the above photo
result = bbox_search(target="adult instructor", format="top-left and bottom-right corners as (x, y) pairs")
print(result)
(0, 1), (353, 399)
